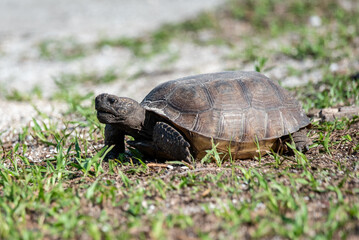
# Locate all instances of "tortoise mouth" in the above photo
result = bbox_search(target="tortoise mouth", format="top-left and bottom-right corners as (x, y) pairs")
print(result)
(97, 110), (117, 123)
(95, 103), (118, 115)
(96, 104), (120, 123)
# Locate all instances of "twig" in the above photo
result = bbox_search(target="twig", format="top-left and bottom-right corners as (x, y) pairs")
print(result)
(181, 160), (195, 169)
(147, 163), (169, 168)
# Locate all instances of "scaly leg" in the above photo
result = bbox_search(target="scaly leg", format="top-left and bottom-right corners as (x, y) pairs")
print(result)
(292, 128), (312, 152)
(104, 124), (125, 159)
(128, 122), (192, 161)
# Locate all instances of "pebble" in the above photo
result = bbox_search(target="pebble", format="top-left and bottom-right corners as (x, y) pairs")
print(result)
(329, 63), (339, 72)
(255, 202), (265, 210)
(309, 15), (322, 27)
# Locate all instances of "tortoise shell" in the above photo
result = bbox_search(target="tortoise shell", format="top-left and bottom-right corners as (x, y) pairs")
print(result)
(141, 71), (310, 159)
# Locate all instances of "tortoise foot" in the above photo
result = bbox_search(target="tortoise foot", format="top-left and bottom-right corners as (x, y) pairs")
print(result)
(292, 128), (312, 152)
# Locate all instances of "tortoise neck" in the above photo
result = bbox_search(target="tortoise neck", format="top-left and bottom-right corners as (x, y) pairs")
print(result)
(111, 104), (146, 137)
(127, 105), (147, 132)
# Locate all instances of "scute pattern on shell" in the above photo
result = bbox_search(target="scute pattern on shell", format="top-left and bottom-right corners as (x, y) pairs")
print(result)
(141, 71), (310, 143)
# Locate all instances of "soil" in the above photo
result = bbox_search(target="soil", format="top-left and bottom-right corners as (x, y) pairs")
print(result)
(1, 116), (358, 239)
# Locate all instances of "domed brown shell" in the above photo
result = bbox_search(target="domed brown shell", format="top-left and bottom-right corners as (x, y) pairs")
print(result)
(141, 71), (310, 159)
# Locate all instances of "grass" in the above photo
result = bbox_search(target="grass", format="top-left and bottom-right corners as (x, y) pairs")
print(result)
(3, 85), (43, 101)
(92, 0), (358, 65)
(38, 38), (87, 61)
(95, 12), (219, 58)
(1, 0), (359, 239)
(294, 73), (359, 111)
(1, 86), (358, 239)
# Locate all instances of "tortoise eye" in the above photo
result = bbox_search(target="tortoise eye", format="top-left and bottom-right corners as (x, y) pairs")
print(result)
(107, 96), (117, 104)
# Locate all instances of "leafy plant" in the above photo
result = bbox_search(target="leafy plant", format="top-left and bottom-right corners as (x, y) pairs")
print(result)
(201, 139), (224, 167)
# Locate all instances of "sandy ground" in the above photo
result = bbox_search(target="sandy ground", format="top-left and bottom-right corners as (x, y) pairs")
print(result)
(0, 0), (224, 94)
(1, 0), (356, 133)
(0, 0), (225, 132)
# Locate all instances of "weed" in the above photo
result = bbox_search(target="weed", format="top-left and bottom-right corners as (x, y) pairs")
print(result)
(74, 145), (112, 177)
(118, 169), (132, 188)
(201, 139), (224, 167)
(38, 38), (87, 61)
(317, 131), (332, 156)
(54, 69), (117, 91)
(287, 141), (310, 167)
(238, 166), (253, 184)
(242, 40), (262, 63)
(96, 11), (220, 59)
(301, 169), (320, 191)
(269, 149), (282, 168)
(281, 32), (328, 60)
(254, 136), (262, 164)
(254, 57), (268, 72)
(295, 73), (359, 111)
(4, 85), (43, 101)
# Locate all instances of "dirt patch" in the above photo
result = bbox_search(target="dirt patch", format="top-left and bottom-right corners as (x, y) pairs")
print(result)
(1, 116), (358, 239)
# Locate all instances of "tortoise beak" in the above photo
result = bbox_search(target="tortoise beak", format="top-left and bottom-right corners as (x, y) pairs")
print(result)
(95, 93), (121, 122)
(95, 93), (109, 110)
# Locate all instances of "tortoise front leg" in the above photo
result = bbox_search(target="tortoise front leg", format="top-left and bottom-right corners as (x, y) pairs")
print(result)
(104, 124), (125, 159)
(127, 122), (192, 161)
(152, 122), (192, 162)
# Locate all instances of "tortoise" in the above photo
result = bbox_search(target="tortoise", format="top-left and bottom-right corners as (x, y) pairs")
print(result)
(95, 71), (311, 162)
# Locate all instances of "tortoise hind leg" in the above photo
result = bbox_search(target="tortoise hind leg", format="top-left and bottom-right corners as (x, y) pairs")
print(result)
(153, 122), (192, 162)
(292, 128), (312, 152)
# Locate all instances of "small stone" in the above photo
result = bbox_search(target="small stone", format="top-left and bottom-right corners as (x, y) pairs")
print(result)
(309, 15), (322, 27)
(148, 205), (155, 212)
(141, 200), (148, 208)
(329, 63), (339, 72)
(255, 202), (265, 210)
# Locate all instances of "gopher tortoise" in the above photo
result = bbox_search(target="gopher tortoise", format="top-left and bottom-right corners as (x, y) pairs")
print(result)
(95, 71), (311, 162)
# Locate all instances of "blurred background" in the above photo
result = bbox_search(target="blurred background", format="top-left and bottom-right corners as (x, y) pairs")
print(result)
(0, 0), (224, 99)
(0, 0), (358, 128)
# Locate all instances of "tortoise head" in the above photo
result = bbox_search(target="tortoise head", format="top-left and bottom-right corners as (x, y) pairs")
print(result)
(95, 93), (144, 125)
